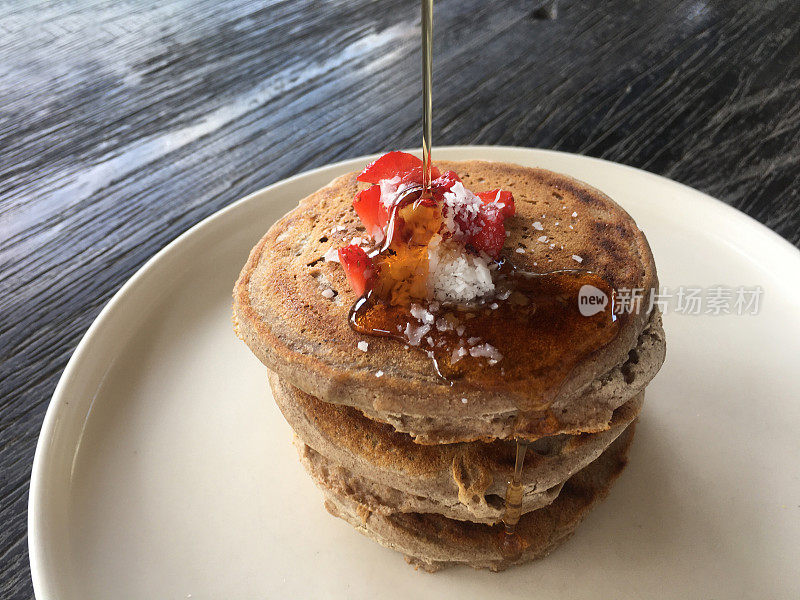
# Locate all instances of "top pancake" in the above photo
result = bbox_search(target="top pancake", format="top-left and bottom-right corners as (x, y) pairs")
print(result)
(234, 160), (660, 442)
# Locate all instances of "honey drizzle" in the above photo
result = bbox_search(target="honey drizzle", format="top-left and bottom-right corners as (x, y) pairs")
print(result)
(371, 186), (441, 306)
(498, 440), (530, 559)
(502, 440), (529, 533)
(421, 0), (434, 197)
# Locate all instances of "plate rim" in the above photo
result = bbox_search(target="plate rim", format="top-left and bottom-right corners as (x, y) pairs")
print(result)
(27, 145), (800, 598)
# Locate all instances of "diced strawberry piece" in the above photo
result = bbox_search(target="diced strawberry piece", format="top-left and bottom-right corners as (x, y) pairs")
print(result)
(398, 164), (441, 187)
(477, 189), (515, 217)
(431, 170), (461, 198)
(353, 185), (388, 237)
(358, 151), (442, 187)
(357, 151), (423, 184)
(338, 245), (374, 297)
(468, 205), (507, 258)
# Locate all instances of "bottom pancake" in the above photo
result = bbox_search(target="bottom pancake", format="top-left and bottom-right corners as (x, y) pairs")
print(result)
(305, 424), (635, 572)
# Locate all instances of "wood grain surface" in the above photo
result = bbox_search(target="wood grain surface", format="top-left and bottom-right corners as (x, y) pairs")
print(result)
(1, 0), (799, 596)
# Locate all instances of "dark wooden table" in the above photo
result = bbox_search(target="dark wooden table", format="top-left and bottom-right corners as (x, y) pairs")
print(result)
(2, 0), (798, 597)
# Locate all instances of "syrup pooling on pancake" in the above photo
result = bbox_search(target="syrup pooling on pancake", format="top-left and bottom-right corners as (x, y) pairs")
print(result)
(335, 152), (624, 411)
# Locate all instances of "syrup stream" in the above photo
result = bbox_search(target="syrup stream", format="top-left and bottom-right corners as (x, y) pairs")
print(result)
(496, 440), (530, 560)
(421, 0), (434, 197)
(502, 440), (529, 534)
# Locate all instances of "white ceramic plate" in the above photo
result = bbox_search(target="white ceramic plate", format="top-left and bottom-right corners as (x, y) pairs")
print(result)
(29, 147), (800, 599)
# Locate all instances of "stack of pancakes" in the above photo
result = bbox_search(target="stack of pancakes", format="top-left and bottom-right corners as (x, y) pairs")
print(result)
(233, 161), (666, 571)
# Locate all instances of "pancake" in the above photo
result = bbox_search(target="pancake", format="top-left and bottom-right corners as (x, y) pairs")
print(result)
(316, 423), (635, 572)
(297, 442), (563, 524)
(234, 160), (663, 443)
(351, 310), (662, 444)
(269, 370), (642, 524)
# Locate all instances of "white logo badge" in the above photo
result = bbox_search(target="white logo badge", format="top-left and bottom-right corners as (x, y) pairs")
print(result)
(578, 284), (609, 317)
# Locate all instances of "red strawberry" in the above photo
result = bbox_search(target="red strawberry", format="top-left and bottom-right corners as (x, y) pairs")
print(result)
(400, 165), (441, 186)
(357, 151), (423, 184)
(337, 245), (374, 297)
(431, 170), (461, 199)
(468, 205), (507, 258)
(477, 189), (515, 217)
(357, 151), (441, 186)
(352, 185), (388, 238)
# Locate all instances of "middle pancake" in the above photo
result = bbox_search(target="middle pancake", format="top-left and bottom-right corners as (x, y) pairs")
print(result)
(269, 371), (642, 524)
